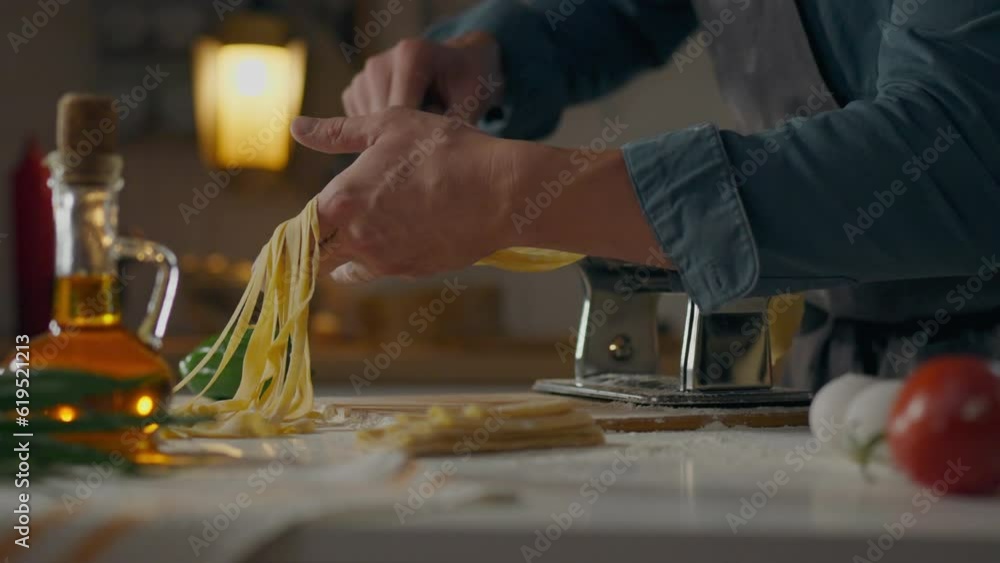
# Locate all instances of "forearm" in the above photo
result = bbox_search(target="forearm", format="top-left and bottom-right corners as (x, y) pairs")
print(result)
(503, 143), (668, 266)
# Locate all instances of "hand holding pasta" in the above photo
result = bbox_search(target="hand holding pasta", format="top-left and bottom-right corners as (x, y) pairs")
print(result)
(291, 105), (664, 282)
(291, 108), (531, 283)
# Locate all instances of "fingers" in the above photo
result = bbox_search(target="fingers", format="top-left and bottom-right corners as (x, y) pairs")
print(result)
(388, 65), (432, 109)
(341, 38), (436, 116)
(388, 40), (434, 108)
(313, 166), (377, 283)
(342, 80), (361, 116)
(315, 223), (380, 285)
(317, 227), (381, 285)
(330, 261), (378, 284)
(315, 173), (362, 241)
(291, 115), (381, 154)
(348, 55), (392, 114)
(316, 230), (350, 277)
(342, 73), (369, 117)
(362, 67), (390, 113)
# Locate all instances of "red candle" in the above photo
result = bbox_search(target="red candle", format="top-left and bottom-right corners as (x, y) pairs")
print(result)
(11, 138), (55, 336)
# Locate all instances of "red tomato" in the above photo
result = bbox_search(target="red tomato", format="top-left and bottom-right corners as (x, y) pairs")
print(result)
(887, 355), (1000, 495)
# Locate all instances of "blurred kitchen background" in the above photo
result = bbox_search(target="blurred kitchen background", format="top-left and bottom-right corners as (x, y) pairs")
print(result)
(0, 0), (738, 386)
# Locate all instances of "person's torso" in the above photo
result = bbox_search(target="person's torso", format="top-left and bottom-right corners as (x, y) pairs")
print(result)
(690, 0), (1000, 323)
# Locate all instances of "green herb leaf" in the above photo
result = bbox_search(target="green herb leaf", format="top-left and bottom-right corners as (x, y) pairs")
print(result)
(0, 368), (162, 410)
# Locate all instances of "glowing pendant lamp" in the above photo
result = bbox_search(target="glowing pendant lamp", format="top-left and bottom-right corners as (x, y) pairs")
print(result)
(193, 11), (306, 171)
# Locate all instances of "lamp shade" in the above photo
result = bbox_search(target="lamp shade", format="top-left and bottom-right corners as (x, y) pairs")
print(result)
(193, 34), (306, 171)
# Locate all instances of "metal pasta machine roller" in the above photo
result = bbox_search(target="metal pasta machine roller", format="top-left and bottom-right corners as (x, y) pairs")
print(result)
(534, 258), (812, 406)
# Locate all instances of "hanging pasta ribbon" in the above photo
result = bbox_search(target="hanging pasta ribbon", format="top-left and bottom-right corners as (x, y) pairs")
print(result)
(167, 197), (587, 438)
(170, 199), (323, 437)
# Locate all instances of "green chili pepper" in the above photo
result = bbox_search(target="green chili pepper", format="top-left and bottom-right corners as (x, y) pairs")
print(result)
(178, 330), (257, 400)
(179, 329), (314, 400)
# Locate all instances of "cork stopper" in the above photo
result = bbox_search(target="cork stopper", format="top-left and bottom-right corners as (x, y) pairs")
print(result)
(54, 93), (121, 182)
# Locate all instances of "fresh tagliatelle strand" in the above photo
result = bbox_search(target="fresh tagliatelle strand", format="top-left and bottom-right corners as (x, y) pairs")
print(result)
(167, 198), (323, 438)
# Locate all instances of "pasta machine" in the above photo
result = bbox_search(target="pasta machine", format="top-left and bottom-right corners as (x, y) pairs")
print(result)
(533, 258), (813, 407)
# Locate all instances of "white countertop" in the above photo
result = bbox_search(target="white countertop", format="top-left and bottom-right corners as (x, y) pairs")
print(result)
(256, 426), (1000, 563)
(5, 402), (999, 563)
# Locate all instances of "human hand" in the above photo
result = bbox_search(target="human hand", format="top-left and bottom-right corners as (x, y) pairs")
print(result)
(291, 108), (665, 283)
(291, 108), (520, 282)
(341, 31), (504, 122)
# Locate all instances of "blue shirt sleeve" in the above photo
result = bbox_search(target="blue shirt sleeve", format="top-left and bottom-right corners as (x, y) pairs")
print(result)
(427, 0), (697, 140)
(431, 1), (1000, 314)
(624, 2), (1000, 311)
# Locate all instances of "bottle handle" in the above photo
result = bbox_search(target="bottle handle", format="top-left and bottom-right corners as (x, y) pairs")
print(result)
(113, 237), (180, 350)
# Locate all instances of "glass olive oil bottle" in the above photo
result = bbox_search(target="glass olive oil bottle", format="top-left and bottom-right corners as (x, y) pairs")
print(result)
(3, 94), (180, 453)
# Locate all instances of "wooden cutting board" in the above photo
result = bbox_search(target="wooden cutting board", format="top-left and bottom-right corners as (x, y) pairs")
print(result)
(330, 392), (808, 432)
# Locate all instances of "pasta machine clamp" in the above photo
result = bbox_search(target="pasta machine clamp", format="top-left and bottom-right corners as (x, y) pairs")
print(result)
(533, 258), (813, 407)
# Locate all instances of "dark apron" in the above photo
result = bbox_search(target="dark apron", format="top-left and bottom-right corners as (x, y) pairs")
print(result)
(691, 0), (1000, 390)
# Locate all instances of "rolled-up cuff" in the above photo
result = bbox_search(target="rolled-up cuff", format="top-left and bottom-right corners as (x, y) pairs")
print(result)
(623, 123), (760, 312)
(424, 0), (566, 140)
